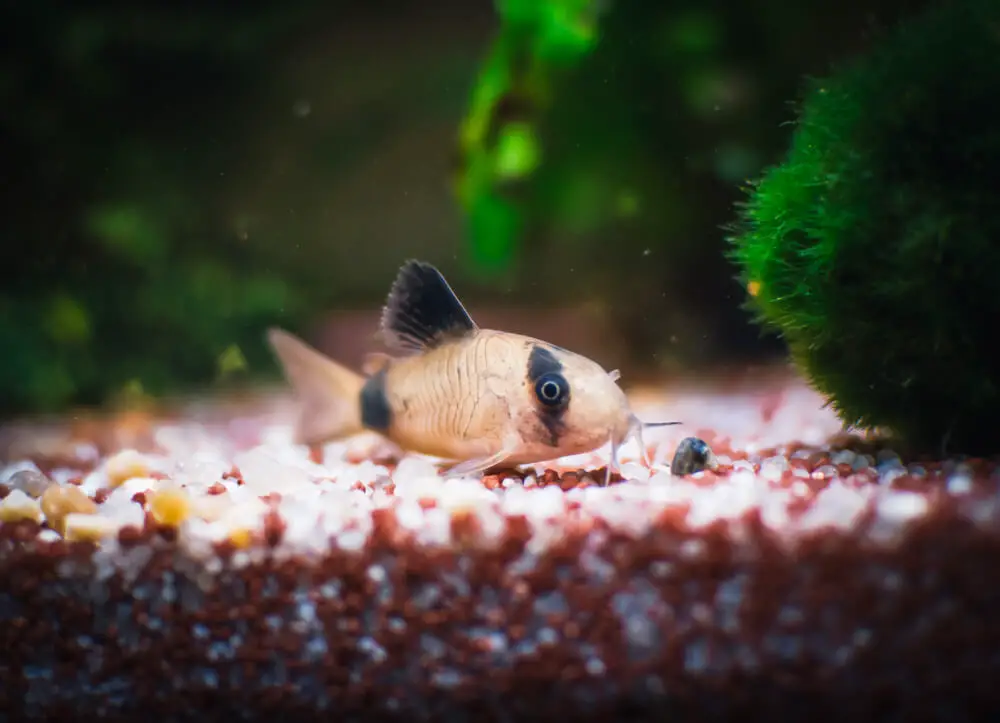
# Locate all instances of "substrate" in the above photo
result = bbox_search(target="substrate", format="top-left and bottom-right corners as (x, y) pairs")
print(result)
(2, 373), (1000, 722)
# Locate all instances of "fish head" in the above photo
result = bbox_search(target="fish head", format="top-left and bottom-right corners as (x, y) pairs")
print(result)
(518, 341), (638, 458)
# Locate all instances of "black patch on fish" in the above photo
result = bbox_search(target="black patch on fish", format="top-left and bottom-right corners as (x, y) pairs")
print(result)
(380, 260), (478, 354)
(527, 344), (562, 381)
(527, 344), (570, 447)
(359, 367), (392, 432)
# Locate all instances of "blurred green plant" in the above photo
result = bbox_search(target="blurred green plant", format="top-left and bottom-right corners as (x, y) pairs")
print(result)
(1, 0), (940, 415)
(0, 0), (326, 415)
(728, 0), (1000, 453)
(453, 0), (925, 370)
(456, 0), (602, 270)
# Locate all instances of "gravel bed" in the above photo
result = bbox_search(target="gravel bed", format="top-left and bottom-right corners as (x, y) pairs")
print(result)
(2, 375), (999, 722)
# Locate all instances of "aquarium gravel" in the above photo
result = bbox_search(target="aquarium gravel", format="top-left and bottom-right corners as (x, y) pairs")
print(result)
(2, 372), (1000, 723)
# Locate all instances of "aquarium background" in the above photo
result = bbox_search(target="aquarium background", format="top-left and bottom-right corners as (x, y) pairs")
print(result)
(0, 0), (934, 417)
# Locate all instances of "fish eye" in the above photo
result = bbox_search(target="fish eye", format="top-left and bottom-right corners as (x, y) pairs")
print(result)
(534, 372), (569, 407)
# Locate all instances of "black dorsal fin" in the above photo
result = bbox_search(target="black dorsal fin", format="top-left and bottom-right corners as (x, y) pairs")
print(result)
(379, 260), (478, 354)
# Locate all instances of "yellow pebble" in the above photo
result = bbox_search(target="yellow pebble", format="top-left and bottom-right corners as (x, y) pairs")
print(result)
(228, 528), (253, 549)
(104, 449), (152, 488)
(40, 485), (98, 535)
(149, 486), (191, 527)
(0, 490), (43, 523)
(63, 513), (120, 543)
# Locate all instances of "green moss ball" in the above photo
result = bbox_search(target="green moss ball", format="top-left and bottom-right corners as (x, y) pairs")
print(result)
(729, 0), (1000, 454)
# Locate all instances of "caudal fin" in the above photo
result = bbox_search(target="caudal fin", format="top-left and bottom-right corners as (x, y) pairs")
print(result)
(266, 327), (366, 446)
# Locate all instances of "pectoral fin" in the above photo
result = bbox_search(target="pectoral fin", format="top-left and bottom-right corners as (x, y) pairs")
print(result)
(440, 435), (520, 479)
(605, 433), (620, 486)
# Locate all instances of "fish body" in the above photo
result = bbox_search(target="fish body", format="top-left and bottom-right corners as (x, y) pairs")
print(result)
(267, 260), (669, 477)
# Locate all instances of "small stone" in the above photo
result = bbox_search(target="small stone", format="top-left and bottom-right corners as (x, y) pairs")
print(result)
(0, 489), (43, 523)
(876, 449), (902, 465)
(619, 462), (650, 482)
(191, 494), (231, 522)
(7, 469), (54, 499)
(830, 449), (857, 467)
(879, 467), (907, 486)
(40, 485), (98, 534)
(149, 486), (192, 527)
(812, 464), (839, 479)
(853, 455), (873, 471)
(228, 528), (253, 549)
(104, 449), (153, 488)
(670, 437), (717, 476)
(759, 456), (789, 482)
(63, 513), (121, 543)
(946, 474), (973, 495)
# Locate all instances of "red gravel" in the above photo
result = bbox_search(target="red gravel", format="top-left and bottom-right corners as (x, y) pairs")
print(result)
(0, 373), (999, 722)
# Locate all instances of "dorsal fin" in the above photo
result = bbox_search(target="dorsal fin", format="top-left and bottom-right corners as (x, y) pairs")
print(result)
(379, 260), (478, 354)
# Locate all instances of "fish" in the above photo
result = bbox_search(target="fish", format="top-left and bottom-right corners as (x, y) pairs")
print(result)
(266, 259), (679, 482)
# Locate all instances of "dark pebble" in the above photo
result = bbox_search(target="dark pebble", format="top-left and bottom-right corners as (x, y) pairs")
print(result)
(670, 437), (716, 476)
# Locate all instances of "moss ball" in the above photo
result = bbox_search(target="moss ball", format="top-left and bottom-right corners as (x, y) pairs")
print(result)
(728, 0), (1000, 454)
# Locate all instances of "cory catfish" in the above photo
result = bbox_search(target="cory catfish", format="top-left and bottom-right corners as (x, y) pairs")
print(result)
(267, 259), (678, 480)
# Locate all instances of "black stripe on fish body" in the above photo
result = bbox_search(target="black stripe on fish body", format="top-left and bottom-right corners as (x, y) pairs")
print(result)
(527, 344), (570, 447)
(380, 260), (478, 355)
(359, 367), (393, 433)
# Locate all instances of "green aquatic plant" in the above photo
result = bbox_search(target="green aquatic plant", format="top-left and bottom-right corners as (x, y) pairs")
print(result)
(0, 1), (318, 415)
(453, 0), (924, 369)
(729, 0), (1000, 453)
(455, 0), (603, 272)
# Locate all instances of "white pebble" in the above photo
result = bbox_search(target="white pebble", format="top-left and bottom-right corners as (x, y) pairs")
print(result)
(103, 449), (153, 488)
(619, 462), (650, 482)
(78, 469), (107, 496)
(0, 489), (42, 522)
(830, 449), (857, 467)
(868, 491), (929, 545)
(812, 465), (838, 479)
(876, 491), (928, 524)
(233, 447), (311, 494)
(853, 455), (873, 471)
(876, 449), (902, 465)
(947, 474), (973, 496)
(393, 456), (441, 485)
(879, 467), (907, 486)
(759, 457), (789, 482)
(798, 481), (870, 532)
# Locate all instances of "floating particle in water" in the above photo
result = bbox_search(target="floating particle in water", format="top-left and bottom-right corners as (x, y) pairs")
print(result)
(670, 437), (717, 477)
